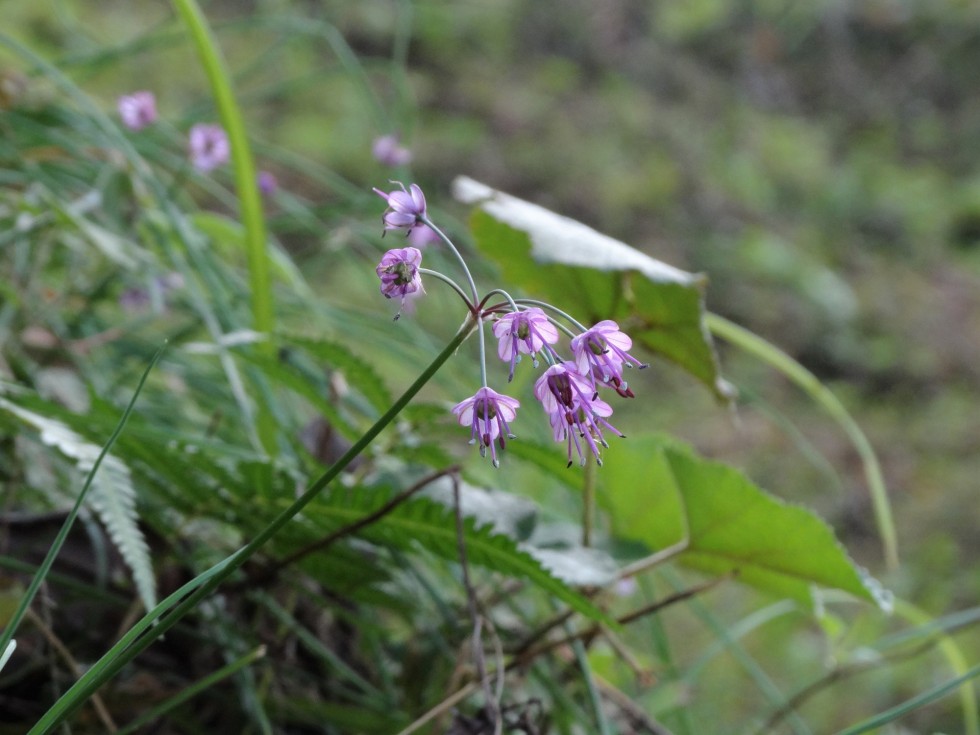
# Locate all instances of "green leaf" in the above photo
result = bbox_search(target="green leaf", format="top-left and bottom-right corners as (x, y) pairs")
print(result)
(601, 436), (889, 610)
(454, 176), (731, 401)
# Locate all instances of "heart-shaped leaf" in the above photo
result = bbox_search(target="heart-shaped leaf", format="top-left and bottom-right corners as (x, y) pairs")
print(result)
(600, 436), (891, 611)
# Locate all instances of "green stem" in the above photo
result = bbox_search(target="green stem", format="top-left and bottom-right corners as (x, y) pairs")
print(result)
(420, 215), (479, 306)
(582, 452), (596, 547)
(171, 0), (276, 452)
(418, 267), (472, 308)
(27, 322), (474, 734)
(705, 312), (898, 571)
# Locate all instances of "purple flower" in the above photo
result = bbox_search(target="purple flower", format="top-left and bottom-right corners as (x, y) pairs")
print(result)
(119, 272), (184, 313)
(534, 362), (623, 466)
(372, 135), (413, 167)
(372, 182), (427, 234)
(118, 91), (157, 131)
(570, 320), (647, 398)
(376, 246), (424, 306)
(407, 224), (440, 249)
(189, 124), (230, 172)
(491, 307), (560, 381)
(257, 170), (278, 196)
(452, 387), (520, 466)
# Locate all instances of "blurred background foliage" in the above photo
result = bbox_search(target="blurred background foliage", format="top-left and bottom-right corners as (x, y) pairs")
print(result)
(1, 0), (979, 732)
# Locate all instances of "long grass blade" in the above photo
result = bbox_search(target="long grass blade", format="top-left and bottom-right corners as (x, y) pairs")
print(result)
(170, 0), (276, 452)
(835, 663), (980, 735)
(705, 312), (898, 571)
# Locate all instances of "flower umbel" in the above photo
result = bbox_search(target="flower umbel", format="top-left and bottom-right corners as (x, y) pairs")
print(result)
(492, 307), (560, 381)
(376, 247), (424, 310)
(369, 182), (644, 469)
(189, 124), (230, 172)
(373, 182), (427, 234)
(118, 91), (157, 131)
(535, 362), (623, 466)
(570, 320), (648, 397)
(452, 387), (520, 467)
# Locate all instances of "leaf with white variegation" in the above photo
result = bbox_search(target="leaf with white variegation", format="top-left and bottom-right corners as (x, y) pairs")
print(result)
(453, 176), (731, 400)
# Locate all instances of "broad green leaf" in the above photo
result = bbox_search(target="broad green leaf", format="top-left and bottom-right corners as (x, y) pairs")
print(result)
(601, 436), (889, 610)
(453, 176), (730, 400)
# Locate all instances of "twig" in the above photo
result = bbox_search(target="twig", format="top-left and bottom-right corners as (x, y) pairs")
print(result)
(616, 540), (689, 580)
(506, 540), (691, 658)
(242, 465), (459, 588)
(27, 608), (118, 733)
(513, 576), (730, 664)
(591, 670), (678, 735)
(399, 576), (729, 735)
(452, 470), (502, 735)
(394, 681), (480, 735)
(754, 637), (945, 735)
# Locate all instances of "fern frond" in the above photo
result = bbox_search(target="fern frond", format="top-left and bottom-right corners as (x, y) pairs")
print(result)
(0, 396), (157, 611)
(295, 485), (610, 624)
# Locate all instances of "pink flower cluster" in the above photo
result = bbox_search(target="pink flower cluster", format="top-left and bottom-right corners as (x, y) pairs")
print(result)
(458, 316), (644, 468)
(372, 182), (647, 467)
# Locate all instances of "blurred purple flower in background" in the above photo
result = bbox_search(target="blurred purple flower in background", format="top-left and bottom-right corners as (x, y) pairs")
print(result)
(119, 272), (185, 312)
(372, 134), (412, 167)
(407, 224), (440, 248)
(258, 170), (278, 196)
(118, 91), (157, 131)
(189, 124), (230, 172)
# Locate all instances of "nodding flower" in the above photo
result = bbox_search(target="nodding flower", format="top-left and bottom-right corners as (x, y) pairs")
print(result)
(452, 387), (520, 467)
(492, 307), (560, 381)
(372, 182), (427, 234)
(375, 247), (424, 309)
(534, 362), (624, 466)
(570, 320), (647, 397)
